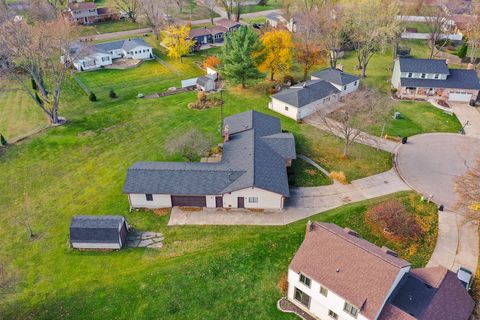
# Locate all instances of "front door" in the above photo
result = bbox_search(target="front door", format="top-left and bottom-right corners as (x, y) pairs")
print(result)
(237, 197), (244, 208)
(215, 196), (223, 208)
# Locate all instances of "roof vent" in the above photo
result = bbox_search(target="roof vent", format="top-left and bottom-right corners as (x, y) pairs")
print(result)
(445, 58), (449, 65)
(344, 227), (359, 238)
(382, 246), (398, 257)
(336, 268), (340, 273)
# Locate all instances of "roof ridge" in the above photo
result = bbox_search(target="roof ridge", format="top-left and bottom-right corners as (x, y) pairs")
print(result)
(316, 223), (409, 268)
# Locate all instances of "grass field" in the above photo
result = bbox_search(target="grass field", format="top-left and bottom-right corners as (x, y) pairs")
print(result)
(77, 21), (147, 37)
(178, 2), (219, 21)
(241, 0), (282, 13)
(290, 158), (333, 187)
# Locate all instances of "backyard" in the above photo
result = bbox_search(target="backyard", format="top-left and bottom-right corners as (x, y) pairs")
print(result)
(0, 37), (451, 319)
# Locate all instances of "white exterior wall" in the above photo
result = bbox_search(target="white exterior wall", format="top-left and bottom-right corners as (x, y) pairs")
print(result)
(399, 71), (448, 80)
(331, 81), (359, 96)
(125, 46), (152, 60)
(206, 195), (217, 208)
(73, 53), (112, 71)
(72, 242), (121, 249)
(391, 60), (401, 88)
(129, 193), (172, 208)
(270, 98), (300, 120)
(223, 187), (284, 209)
(288, 269), (370, 320)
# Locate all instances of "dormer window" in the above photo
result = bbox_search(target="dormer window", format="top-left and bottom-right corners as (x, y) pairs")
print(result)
(299, 274), (311, 287)
(407, 73), (412, 78)
(434, 74), (439, 79)
(421, 73), (426, 78)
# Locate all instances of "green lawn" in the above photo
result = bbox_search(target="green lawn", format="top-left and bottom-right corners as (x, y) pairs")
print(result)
(177, 2), (219, 21)
(241, 0), (282, 13)
(368, 100), (462, 137)
(405, 22), (431, 33)
(77, 21), (148, 37)
(290, 158), (333, 187)
(0, 80), (47, 142)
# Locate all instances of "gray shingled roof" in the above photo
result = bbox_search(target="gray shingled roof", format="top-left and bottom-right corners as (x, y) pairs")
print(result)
(123, 110), (295, 197)
(272, 80), (340, 108)
(70, 215), (125, 243)
(196, 76), (214, 87)
(400, 69), (480, 90)
(398, 58), (450, 74)
(94, 38), (150, 53)
(311, 68), (360, 86)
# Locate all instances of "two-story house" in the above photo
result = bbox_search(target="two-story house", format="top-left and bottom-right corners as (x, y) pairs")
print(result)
(391, 58), (480, 102)
(269, 68), (360, 121)
(287, 221), (474, 320)
(67, 2), (98, 25)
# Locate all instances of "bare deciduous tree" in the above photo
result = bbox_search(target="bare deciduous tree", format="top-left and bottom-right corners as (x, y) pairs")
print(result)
(139, 0), (168, 39)
(421, 2), (453, 59)
(465, 3), (480, 66)
(165, 129), (215, 161)
(217, 0), (235, 20)
(454, 160), (480, 220)
(0, 15), (78, 125)
(204, 0), (217, 25)
(309, 88), (390, 157)
(114, 0), (140, 22)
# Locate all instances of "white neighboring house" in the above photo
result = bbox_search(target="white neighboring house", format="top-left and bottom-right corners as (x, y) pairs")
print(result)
(287, 221), (475, 320)
(69, 38), (153, 71)
(123, 111), (296, 210)
(269, 68), (360, 121)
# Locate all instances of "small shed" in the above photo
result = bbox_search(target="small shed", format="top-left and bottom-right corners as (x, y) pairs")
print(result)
(70, 215), (128, 250)
(196, 76), (215, 92)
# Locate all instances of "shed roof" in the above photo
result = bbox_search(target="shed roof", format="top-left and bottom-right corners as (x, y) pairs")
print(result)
(123, 110), (295, 197)
(70, 215), (125, 244)
(272, 80), (340, 108)
(400, 69), (480, 90)
(398, 58), (450, 74)
(196, 76), (214, 87)
(289, 222), (410, 320)
(71, 215), (125, 229)
(311, 68), (360, 86)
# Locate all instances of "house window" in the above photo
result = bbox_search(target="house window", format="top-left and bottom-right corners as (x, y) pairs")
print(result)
(354, 81), (358, 86)
(248, 197), (258, 203)
(320, 286), (328, 297)
(343, 85), (347, 90)
(285, 106), (289, 111)
(421, 73), (426, 78)
(145, 194), (153, 201)
(328, 310), (339, 319)
(344, 302), (358, 318)
(101, 57), (109, 62)
(407, 72), (412, 78)
(299, 274), (311, 287)
(434, 74), (439, 79)
(294, 287), (311, 308)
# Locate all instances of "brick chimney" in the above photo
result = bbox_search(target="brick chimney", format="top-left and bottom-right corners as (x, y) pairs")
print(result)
(445, 58), (449, 65)
(336, 64), (344, 72)
(467, 63), (474, 70)
(382, 246), (398, 257)
(223, 124), (230, 142)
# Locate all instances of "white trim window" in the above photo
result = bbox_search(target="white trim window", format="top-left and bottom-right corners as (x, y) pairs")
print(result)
(299, 274), (311, 287)
(294, 287), (311, 308)
(248, 197), (258, 203)
(328, 310), (339, 319)
(344, 302), (359, 318)
(320, 285), (328, 297)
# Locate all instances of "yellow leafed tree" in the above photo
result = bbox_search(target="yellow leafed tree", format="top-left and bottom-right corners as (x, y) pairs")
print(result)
(161, 25), (195, 62)
(257, 29), (293, 81)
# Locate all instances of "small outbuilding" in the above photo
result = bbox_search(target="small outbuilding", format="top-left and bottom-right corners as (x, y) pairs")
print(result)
(70, 215), (129, 250)
(196, 76), (215, 92)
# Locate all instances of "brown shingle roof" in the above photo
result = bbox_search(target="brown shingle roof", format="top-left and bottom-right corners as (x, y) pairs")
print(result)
(289, 222), (410, 320)
(378, 303), (416, 320)
(215, 18), (240, 29)
(416, 268), (475, 320)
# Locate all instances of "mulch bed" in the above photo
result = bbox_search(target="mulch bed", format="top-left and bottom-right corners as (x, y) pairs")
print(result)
(277, 297), (316, 320)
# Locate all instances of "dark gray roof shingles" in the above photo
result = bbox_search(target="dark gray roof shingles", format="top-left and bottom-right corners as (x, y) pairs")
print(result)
(399, 58), (450, 74)
(272, 80), (340, 107)
(400, 69), (480, 90)
(311, 68), (360, 86)
(123, 110), (295, 197)
(70, 215), (125, 243)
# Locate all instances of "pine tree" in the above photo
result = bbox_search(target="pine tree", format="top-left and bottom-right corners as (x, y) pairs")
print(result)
(219, 26), (265, 88)
(89, 92), (97, 102)
(457, 42), (468, 59)
(0, 133), (7, 146)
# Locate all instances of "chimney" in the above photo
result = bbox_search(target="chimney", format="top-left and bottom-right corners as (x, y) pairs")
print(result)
(302, 82), (307, 88)
(467, 63), (474, 70)
(223, 124), (229, 142)
(344, 227), (359, 238)
(382, 246), (398, 257)
(336, 64), (344, 72)
(306, 220), (313, 232)
(445, 59), (449, 65)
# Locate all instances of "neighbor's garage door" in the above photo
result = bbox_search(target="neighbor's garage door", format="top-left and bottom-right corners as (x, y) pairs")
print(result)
(449, 92), (472, 102)
(171, 195), (206, 207)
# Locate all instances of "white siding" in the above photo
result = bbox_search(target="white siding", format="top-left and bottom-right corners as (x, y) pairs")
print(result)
(270, 98), (300, 120)
(206, 195), (217, 208)
(125, 46), (152, 60)
(72, 242), (121, 249)
(288, 269), (370, 320)
(223, 187), (284, 209)
(73, 53), (112, 71)
(391, 59), (401, 88)
(129, 193), (172, 208)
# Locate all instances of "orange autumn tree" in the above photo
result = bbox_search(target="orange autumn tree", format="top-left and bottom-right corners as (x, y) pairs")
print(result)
(203, 55), (220, 69)
(257, 29), (293, 81)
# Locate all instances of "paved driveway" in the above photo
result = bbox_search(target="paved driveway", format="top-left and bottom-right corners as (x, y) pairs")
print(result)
(396, 133), (480, 209)
(450, 102), (480, 138)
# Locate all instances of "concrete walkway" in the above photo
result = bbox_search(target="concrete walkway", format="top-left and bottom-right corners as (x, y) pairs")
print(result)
(168, 169), (410, 226)
(304, 116), (399, 154)
(79, 28), (153, 42)
(297, 154), (331, 178)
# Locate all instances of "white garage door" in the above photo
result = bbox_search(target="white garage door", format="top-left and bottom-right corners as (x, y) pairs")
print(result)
(448, 92), (472, 102)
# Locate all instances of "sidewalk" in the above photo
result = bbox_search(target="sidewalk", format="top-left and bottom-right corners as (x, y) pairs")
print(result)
(168, 169), (410, 226)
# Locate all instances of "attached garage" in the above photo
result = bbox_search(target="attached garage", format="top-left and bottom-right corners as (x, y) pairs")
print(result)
(171, 195), (207, 207)
(449, 92), (472, 102)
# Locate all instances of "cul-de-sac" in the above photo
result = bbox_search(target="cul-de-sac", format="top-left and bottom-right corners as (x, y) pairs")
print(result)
(1, 0), (480, 319)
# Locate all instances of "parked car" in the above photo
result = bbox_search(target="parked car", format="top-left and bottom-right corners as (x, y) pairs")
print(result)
(457, 267), (473, 290)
